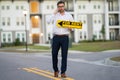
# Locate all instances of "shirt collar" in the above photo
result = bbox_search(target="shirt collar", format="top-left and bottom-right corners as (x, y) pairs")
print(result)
(58, 11), (66, 15)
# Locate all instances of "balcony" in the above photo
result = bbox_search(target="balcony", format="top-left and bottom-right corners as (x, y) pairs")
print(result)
(64, 0), (74, 12)
(109, 7), (119, 12)
(109, 21), (119, 26)
(109, 14), (119, 26)
(108, 0), (119, 12)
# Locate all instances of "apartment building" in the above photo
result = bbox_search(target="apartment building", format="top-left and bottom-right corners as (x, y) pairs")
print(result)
(0, 0), (120, 46)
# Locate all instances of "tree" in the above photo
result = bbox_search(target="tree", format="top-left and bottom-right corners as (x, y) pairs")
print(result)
(14, 38), (21, 46)
(100, 24), (105, 41)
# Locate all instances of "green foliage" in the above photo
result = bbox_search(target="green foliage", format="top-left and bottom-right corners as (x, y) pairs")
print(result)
(1, 38), (25, 47)
(1, 43), (14, 47)
(70, 41), (120, 52)
(78, 40), (109, 43)
(92, 35), (97, 41)
(14, 38), (21, 46)
(100, 25), (105, 34)
(100, 24), (105, 41)
(110, 56), (120, 62)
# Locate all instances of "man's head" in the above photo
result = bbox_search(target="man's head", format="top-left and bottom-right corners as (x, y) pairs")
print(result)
(57, 1), (65, 13)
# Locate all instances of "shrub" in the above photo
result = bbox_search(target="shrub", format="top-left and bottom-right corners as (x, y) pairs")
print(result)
(1, 43), (14, 47)
(14, 38), (21, 46)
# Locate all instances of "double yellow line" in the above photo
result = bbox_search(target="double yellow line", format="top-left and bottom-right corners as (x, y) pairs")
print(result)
(20, 67), (74, 80)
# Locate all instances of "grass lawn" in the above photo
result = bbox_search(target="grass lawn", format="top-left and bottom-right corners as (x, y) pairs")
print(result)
(2, 45), (50, 50)
(110, 56), (120, 62)
(69, 41), (120, 52)
(1, 41), (120, 52)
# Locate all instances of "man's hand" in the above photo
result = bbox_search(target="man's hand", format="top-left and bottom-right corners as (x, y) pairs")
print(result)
(54, 9), (58, 15)
(68, 26), (72, 32)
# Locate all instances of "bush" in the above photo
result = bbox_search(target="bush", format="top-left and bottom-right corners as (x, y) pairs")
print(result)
(1, 38), (26, 47)
(13, 38), (21, 46)
(92, 35), (97, 41)
(1, 43), (14, 47)
(78, 40), (113, 43)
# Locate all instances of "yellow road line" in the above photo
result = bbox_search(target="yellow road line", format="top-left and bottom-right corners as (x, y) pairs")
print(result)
(30, 67), (74, 80)
(30, 67), (53, 75)
(22, 68), (61, 80)
(21, 67), (74, 80)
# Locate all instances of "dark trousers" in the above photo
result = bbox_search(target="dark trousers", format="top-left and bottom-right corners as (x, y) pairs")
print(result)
(52, 35), (69, 74)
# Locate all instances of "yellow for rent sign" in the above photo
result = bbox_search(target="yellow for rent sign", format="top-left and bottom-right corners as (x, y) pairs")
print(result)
(56, 20), (82, 29)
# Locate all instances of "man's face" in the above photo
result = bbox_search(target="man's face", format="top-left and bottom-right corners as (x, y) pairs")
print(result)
(57, 3), (65, 13)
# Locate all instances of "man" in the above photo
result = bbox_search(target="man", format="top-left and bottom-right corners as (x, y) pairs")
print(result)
(47, 1), (73, 78)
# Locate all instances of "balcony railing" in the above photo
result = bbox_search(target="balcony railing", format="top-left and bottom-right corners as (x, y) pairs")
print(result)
(109, 21), (119, 26)
(109, 6), (119, 11)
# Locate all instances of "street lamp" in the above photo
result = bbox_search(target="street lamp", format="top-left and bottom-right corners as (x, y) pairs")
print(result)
(0, 29), (3, 48)
(23, 9), (28, 52)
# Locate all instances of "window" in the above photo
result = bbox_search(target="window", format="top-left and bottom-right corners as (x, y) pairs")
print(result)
(94, 20), (97, 24)
(2, 6), (5, 10)
(83, 5), (85, 9)
(6, 6), (10, 10)
(16, 17), (19, 26)
(7, 17), (10, 26)
(31, 16), (39, 28)
(2, 22), (5, 26)
(99, 35), (101, 39)
(22, 33), (24, 37)
(98, 5), (100, 9)
(21, 17), (24, 26)
(84, 20), (86, 24)
(98, 20), (101, 24)
(30, 1), (39, 13)
(3, 34), (6, 38)
(3, 38), (6, 42)
(8, 34), (11, 42)
(2, 17), (5, 26)
(94, 5), (96, 9)
(21, 22), (24, 26)
(17, 22), (19, 26)
(17, 33), (20, 38)
(21, 6), (24, 10)
(16, 6), (19, 10)
(3, 34), (6, 42)
(22, 33), (25, 42)
(78, 5), (81, 9)
(84, 32), (86, 39)
(51, 5), (54, 9)
(22, 38), (25, 42)
(84, 35), (86, 39)
(47, 5), (49, 9)
(7, 22), (10, 26)
(80, 32), (82, 39)
(65, 0), (74, 11)
(8, 38), (11, 42)
(8, 34), (11, 37)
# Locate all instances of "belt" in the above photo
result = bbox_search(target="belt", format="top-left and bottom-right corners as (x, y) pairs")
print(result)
(54, 34), (68, 37)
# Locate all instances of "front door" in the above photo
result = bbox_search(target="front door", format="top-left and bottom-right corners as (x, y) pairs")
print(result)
(32, 34), (39, 43)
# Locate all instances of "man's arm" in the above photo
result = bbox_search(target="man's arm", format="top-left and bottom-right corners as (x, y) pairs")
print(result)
(46, 9), (58, 24)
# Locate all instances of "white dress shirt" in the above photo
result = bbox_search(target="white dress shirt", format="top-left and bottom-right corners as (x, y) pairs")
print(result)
(47, 11), (73, 35)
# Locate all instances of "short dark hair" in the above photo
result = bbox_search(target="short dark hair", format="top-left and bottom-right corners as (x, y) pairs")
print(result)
(57, 1), (65, 6)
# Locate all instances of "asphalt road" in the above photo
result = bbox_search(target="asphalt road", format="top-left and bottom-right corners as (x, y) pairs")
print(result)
(0, 50), (120, 80)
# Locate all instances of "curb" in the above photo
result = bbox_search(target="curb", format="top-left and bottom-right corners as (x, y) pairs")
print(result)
(104, 58), (120, 66)
(0, 49), (51, 53)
